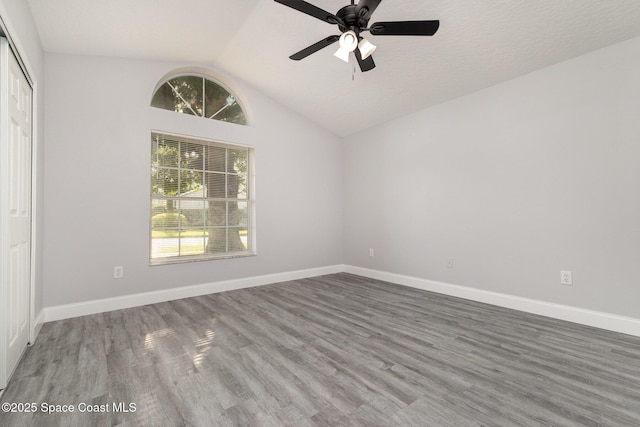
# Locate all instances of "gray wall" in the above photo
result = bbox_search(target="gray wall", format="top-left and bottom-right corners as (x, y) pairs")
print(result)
(16, 0), (640, 322)
(343, 36), (640, 318)
(43, 54), (343, 307)
(0, 0), (45, 319)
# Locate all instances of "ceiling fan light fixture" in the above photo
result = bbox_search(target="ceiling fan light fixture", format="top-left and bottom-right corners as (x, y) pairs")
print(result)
(334, 30), (358, 63)
(338, 30), (358, 51)
(357, 38), (376, 60)
(333, 47), (351, 62)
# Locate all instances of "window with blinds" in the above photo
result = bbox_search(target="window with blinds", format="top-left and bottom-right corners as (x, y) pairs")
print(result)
(150, 132), (254, 264)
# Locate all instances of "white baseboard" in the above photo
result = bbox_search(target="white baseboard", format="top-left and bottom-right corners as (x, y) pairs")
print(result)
(30, 309), (44, 344)
(344, 265), (640, 338)
(42, 263), (640, 338)
(43, 265), (344, 322)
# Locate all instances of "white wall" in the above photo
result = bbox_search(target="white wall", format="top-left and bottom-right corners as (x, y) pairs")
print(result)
(0, 0), (45, 322)
(343, 36), (640, 319)
(43, 54), (343, 307)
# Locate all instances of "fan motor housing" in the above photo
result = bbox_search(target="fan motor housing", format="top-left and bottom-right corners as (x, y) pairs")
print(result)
(336, 5), (369, 31)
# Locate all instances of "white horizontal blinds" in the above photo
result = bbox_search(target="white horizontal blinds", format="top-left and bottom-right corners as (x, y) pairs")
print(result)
(150, 132), (251, 261)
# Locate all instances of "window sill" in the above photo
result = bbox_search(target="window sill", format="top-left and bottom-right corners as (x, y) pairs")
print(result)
(149, 251), (256, 266)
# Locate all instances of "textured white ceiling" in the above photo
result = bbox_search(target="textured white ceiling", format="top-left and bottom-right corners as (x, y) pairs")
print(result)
(27, 0), (640, 136)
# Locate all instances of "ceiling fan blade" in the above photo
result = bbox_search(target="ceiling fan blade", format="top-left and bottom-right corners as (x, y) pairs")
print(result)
(355, 48), (376, 72)
(289, 35), (340, 60)
(274, 0), (342, 25)
(369, 20), (440, 36)
(355, 0), (382, 21)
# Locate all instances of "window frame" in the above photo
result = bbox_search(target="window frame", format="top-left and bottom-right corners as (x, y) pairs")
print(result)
(149, 130), (256, 265)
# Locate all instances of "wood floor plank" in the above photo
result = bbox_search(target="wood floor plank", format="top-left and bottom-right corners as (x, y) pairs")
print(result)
(1, 272), (640, 426)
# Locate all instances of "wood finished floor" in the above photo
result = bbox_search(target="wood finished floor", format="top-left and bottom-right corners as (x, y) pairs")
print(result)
(1, 273), (640, 426)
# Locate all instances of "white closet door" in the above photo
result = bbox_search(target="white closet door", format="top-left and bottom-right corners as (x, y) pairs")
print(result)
(0, 37), (32, 390)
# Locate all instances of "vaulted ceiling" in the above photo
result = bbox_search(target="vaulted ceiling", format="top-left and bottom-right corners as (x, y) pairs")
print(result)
(26, 0), (640, 136)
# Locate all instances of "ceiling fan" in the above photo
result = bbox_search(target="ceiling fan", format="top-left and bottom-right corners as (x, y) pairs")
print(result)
(274, 0), (440, 72)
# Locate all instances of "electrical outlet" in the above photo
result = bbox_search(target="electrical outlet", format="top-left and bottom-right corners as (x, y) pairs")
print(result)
(447, 259), (454, 268)
(369, 248), (375, 257)
(114, 266), (124, 279)
(560, 270), (572, 286)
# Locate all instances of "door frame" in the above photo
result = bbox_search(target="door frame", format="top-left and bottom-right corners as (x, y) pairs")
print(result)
(0, 9), (40, 349)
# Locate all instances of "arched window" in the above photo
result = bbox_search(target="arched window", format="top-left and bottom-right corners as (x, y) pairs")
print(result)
(151, 75), (247, 125)
(149, 71), (254, 265)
